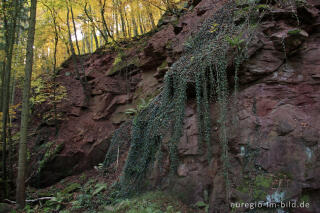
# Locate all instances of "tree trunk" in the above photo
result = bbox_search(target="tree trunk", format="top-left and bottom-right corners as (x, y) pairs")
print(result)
(119, 11), (126, 38)
(112, 0), (119, 39)
(92, 26), (99, 50)
(144, 3), (156, 29)
(148, 11), (156, 29)
(0, 61), (5, 112)
(16, 0), (37, 208)
(2, 0), (20, 197)
(84, 3), (109, 44)
(124, 8), (131, 37)
(67, 3), (90, 107)
(70, 5), (81, 56)
(131, 12), (138, 37)
(52, 6), (59, 134)
(99, 0), (116, 43)
(137, 11), (146, 34)
(82, 31), (86, 54)
(8, 59), (17, 190)
(85, 28), (92, 53)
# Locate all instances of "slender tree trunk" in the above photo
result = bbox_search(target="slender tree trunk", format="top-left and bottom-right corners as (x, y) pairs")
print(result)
(70, 5), (81, 56)
(64, 40), (71, 56)
(131, 13), (138, 37)
(67, 4), (90, 107)
(112, 0), (120, 39)
(99, 0), (116, 43)
(124, 9), (131, 37)
(84, 31), (91, 53)
(85, 26), (92, 53)
(16, 0), (37, 208)
(91, 26), (99, 50)
(148, 11), (156, 29)
(0, 61), (5, 112)
(8, 61), (16, 189)
(112, 0), (119, 39)
(138, 12), (146, 34)
(145, 3), (156, 29)
(2, 0), (20, 197)
(99, 35), (104, 46)
(84, 3), (109, 44)
(119, 6), (126, 38)
(81, 32), (86, 54)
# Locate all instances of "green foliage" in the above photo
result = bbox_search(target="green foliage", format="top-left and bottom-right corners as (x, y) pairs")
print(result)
(108, 51), (140, 76)
(92, 182), (108, 196)
(37, 142), (64, 174)
(109, 191), (183, 213)
(237, 174), (274, 201)
(253, 175), (273, 200)
(62, 183), (81, 194)
(195, 201), (209, 212)
(24, 204), (35, 213)
(45, 192), (71, 211)
(71, 179), (108, 211)
(159, 60), (168, 69)
(114, 52), (124, 66)
(255, 175), (272, 188)
(30, 74), (68, 123)
(31, 75), (67, 105)
(71, 193), (92, 210)
(94, 163), (104, 172)
(300, 194), (310, 203)
(226, 34), (245, 51)
(194, 190), (210, 212)
(235, 0), (270, 24)
(125, 98), (153, 116)
(287, 28), (302, 35)
(27, 188), (73, 212)
(103, 121), (132, 169)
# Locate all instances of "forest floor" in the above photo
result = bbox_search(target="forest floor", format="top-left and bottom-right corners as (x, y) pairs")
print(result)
(20, 168), (202, 213)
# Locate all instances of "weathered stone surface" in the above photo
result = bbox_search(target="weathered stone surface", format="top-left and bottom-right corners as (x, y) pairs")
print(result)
(93, 95), (130, 120)
(271, 29), (309, 53)
(166, 1), (320, 211)
(69, 106), (81, 117)
(178, 107), (200, 156)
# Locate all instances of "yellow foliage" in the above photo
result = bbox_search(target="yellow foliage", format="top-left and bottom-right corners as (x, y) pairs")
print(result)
(209, 23), (219, 33)
(31, 76), (68, 105)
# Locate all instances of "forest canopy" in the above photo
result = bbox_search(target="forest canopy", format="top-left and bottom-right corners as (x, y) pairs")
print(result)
(1, 0), (183, 80)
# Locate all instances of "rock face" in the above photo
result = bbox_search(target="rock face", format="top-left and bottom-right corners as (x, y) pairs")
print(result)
(29, 0), (224, 187)
(150, 1), (320, 212)
(29, 0), (320, 212)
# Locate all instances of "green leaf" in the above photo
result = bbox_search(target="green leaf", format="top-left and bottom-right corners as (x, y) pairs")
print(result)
(93, 183), (107, 196)
(288, 29), (302, 35)
(195, 201), (207, 208)
(125, 108), (137, 115)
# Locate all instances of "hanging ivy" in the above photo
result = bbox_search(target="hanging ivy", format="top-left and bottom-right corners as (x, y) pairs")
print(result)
(103, 0), (262, 197)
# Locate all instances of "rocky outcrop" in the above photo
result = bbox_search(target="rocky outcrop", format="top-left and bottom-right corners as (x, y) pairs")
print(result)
(147, 1), (320, 212)
(29, 0), (223, 187)
(29, 0), (320, 212)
